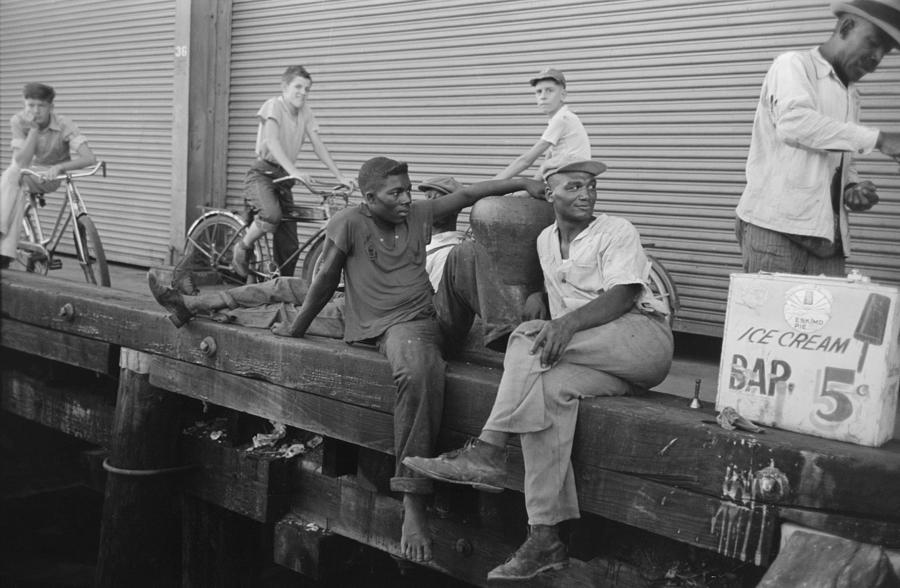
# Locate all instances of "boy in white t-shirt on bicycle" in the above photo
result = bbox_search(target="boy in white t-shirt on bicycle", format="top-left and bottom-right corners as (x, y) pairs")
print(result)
(494, 68), (591, 180)
(232, 65), (355, 279)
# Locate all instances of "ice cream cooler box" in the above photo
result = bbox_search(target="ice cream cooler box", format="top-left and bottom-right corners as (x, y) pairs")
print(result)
(716, 273), (900, 447)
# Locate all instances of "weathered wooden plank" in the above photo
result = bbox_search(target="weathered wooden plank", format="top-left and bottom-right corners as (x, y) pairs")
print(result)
(273, 513), (355, 580)
(1, 367), (116, 446)
(181, 432), (292, 523)
(4, 271), (899, 521)
(441, 387), (900, 519)
(1, 318), (115, 374)
(779, 507), (900, 549)
(288, 461), (636, 588)
(572, 394), (900, 521)
(148, 355), (395, 453)
(437, 429), (777, 566)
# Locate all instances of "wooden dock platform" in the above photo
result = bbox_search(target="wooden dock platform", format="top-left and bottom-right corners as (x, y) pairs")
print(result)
(2, 268), (899, 586)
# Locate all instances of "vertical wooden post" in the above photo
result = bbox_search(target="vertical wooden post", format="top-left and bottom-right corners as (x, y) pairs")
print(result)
(169, 0), (233, 263)
(95, 349), (185, 588)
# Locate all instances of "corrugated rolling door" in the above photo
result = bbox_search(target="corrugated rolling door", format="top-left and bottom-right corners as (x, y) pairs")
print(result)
(0, 0), (175, 266)
(227, 0), (900, 336)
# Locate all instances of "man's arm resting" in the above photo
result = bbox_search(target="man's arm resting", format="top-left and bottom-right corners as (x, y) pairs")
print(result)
(430, 177), (545, 219)
(272, 241), (345, 337)
(493, 140), (551, 180)
(529, 283), (640, 367)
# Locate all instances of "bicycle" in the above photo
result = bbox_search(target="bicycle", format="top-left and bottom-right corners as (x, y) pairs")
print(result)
(645, 252), (680, 327)
(179, 178), (354, 286)
(15, 161), (110, 286)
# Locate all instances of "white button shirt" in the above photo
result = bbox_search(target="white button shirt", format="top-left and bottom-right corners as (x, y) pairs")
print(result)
(537, 214), (668, 319)
(736, 48), (880, 255)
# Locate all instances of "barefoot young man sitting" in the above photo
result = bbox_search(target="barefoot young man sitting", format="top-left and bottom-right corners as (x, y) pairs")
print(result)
(404, 157), (674, 580)
(150, 157), (543, 562)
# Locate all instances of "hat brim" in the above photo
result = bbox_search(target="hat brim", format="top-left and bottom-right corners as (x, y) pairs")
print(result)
(417, 181), (460, 194)
(831, 1), (900, 49)
(529, 76), (566, 87)
(546, 160), (607, 180)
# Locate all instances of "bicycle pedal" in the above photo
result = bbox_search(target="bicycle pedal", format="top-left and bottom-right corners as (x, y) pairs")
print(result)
(48, 259), (63, 270)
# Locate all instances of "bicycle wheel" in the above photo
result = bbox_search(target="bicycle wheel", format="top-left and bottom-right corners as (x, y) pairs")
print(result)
(17, 214), (49, 275)
(183, 212), (269, 286)
(75, 216), (110, 286)
(300, 233), (344, 289)
(646, 254), (679, 325)
(300, 234), (326, 284)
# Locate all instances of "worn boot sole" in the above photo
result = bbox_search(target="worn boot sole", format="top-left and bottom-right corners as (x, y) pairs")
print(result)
(403, 458), (504, 493)
(148, 271), (193, 329)
(487, 559), (568, 581)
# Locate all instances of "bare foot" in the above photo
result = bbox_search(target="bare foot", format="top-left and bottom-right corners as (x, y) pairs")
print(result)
(401, 493), (432, 562)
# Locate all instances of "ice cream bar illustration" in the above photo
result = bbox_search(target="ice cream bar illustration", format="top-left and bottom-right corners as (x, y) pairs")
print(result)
(854, 292), (890, 372)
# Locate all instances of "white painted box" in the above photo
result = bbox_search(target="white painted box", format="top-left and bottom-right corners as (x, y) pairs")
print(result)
(716, 273), (900, 447)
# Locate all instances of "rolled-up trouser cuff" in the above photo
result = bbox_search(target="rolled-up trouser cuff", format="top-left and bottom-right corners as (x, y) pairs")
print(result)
(527, 509), (581, 527)
(390, 475), (433, 495)
(252, 216), (278, 234)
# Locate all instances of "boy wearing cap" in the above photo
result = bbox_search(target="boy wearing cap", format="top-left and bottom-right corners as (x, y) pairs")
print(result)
(404, 157), (673, 581)
(150, 157), (543, 562)
(494, 68), (592, 180)
(231, 65), (355, 279)
(735, 0), (900, 276)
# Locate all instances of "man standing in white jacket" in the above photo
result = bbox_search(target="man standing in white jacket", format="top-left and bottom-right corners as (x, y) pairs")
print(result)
(735, 0), (900, 275)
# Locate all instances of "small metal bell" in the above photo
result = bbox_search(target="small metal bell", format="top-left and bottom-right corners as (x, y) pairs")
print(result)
(689, 379), (702, 409)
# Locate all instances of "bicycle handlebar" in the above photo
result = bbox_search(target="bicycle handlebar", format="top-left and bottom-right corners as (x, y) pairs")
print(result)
(273, 175), (355, 196)
(20, 161), (107, 181)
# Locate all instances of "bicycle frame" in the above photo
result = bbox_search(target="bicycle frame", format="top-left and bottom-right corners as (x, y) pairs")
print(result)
(24, 178), (87, 257)
(18, 161), (108, 282)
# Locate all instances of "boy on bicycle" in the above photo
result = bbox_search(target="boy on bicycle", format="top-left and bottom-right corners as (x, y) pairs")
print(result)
(493, 68), (591, 180)
(1, 83), (97, 268)
(150, 156), (544, 563)
(231, 65), (355, 279)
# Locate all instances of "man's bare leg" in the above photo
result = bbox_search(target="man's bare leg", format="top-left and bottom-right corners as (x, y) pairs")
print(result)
(401, 493), (432, 562)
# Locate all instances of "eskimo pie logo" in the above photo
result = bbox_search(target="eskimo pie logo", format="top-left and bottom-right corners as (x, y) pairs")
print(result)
(783, 285), (832, 333)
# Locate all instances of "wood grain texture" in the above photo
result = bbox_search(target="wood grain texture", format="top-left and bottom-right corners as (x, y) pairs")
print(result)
(2, 318), (114, 374)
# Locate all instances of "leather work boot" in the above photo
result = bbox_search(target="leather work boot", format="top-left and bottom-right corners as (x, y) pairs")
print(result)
(231, 241), (250, 277)
(402, 438), (507, 493)
(147, 269), (195, 328)
(487, 525), (568, 581)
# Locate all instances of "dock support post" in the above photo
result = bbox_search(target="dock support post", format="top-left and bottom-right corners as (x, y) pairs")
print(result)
(95, 348), (185, 588)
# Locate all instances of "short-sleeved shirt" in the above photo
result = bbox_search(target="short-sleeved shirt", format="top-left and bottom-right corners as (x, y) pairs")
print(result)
(425, 230), (464, 290)
(326, 200), (436, 342)
(10, 112), (87, 166)
(537, 214), (667, 319)
(254, 96), (320, 163)
(539, 105), (591, 176)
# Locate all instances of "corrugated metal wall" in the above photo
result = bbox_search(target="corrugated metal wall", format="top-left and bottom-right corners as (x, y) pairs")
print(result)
(0, 0), (176, 266)
(227, 0), (900, 336)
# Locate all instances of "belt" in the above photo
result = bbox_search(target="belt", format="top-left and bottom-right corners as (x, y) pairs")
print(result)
(255, 157), (284, 171)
